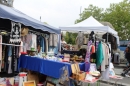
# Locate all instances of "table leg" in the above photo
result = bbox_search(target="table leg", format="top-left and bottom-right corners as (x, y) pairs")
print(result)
(96, 81), (100, 86)
(88, 83), (90, 86)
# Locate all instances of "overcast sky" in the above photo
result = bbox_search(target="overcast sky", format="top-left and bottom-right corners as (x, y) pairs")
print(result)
(13, 0), (123, 28)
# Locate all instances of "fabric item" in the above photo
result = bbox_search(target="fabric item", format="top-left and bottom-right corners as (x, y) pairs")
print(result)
(8, 46), (12, 57)
(4, 45), (9, 72)
(91, 45), (95, 53)
(110, 62), (114, 70)
(85, 40), (93, 71)
(10, 21), (21, 43)
(104, 43), (109, 66)
(85, 40), (92, 63)
(31, 34), (37, 50)
(85, 63), (90, 72)
(0, 35), (2, 72)
(46, 38), (48, 52)
(37, 36), (45, 52)
(25, 34), (32, 50)
(83, 37), (88, 44)
(0, 35), (2, 60)
(49, 34), (58, 47)
(19, 55), (85, 78)
(41, 36), (45, 52)
(8, 57), (12, 74)
(19, 41), (23, 56)
(76, 32), (84, 46)
(96, 41), (99, 51)
(96, 42), (104, 68)
(14, 58), (17, 71)
(102, 67), (110, 80)
(101, 43), (106, 71)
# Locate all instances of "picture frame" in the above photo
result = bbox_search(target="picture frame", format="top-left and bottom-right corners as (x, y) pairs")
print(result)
(90, 63), (97, 72)
(23, 81), (36, 86)
(45, 81), (56, 86)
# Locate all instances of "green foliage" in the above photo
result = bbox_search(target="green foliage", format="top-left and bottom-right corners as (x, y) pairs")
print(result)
(103, 0), (130, 40)
(75, 0), (130, 40)
(75, 4), (104, 24)
(64, 32), (77, 45)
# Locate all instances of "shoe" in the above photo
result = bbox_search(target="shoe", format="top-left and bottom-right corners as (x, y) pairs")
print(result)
(121, 73), (125, 77)
(125, 74), (130, 78)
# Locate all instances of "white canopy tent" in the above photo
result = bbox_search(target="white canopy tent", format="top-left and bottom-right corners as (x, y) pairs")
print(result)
(59, 16), (118, 36)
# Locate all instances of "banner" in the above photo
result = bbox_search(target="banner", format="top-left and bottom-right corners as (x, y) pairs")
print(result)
(10, 21), (21, 43)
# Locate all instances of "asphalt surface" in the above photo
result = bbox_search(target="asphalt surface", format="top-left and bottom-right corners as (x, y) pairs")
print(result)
(100, 64), (130, 86)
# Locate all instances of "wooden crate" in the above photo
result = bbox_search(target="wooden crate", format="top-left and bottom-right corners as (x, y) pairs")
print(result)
(71, 63), (86, 81)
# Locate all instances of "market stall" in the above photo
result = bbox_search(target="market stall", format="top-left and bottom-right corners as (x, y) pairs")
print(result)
(59, 16), (117, 35)
(57, 16), (122, 86)
(0, 2), (60, 80)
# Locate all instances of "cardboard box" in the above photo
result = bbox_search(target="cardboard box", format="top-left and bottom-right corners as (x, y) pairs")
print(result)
(71, 63), (86, 81)
(27, 71), (39, 85)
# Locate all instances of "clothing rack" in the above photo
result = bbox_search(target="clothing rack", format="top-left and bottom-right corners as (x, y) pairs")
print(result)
(29, 29), (47, 37)
(0, 43), (22, 46)
(95, 35), (105, 42)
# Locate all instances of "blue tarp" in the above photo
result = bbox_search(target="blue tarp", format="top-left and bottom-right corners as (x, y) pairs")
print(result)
(0, 4), (61, 34)
(19, 55), (85, 78)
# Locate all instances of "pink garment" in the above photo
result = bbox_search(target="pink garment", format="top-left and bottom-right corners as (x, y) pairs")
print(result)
(26, 34), (32, 50)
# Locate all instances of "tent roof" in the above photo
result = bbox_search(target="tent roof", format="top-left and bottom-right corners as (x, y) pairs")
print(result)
(100, 22), (115, 30)
(69, 16), (103, 27)
(0, 4), (61, 34)
(60, 16), (117, 35)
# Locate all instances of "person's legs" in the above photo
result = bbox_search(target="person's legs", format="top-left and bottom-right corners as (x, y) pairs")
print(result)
(122, 61), (130, 76)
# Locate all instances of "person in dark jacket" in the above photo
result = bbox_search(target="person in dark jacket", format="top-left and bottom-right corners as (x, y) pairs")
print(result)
(121, 45), (130, 77)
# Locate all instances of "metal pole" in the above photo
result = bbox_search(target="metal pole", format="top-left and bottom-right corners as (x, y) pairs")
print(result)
(40, 16), (41, 21)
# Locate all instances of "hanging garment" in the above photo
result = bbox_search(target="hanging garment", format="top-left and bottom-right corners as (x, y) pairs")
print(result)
(96, 42), (104, 68)
(26, 34), (32, 50)
(46, 38), (48, 52)
(19, 41), (23, 56)
(83, 36), (88, 44)
(37, 35), (45, 52)
(85, 40), (93, 63)
(49, 34), (58, 47)
(40, 36), (45, 52)
(0, 35), (2, 72)
(91, 45), (95, 54)
(101, 43), (106, 71)
(85, 40), (93, 72)
(31, 34), (37, 50)
(76, 32), (84, 46)
(10, 21), (21, 43)
(8, 46), (12, 73)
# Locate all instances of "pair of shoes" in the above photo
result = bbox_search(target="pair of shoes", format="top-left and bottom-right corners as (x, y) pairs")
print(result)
(125, 74), (130, 78)
(121, 73), (125, 77)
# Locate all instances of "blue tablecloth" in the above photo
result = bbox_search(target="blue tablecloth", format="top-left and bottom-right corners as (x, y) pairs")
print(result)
(18, 55), (85, 78)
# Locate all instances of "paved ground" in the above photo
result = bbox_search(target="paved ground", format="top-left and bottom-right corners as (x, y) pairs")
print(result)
(100, 63), (130, 86)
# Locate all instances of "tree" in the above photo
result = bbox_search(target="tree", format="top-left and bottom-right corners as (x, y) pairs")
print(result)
(75, 4), (104, 24)
(64, 32), (77, 45)
(103, 0), (130, 40)
(75, 0), (130, 40)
